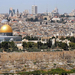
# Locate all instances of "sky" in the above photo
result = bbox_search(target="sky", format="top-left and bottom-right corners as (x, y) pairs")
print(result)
(0, 0), (75, 14)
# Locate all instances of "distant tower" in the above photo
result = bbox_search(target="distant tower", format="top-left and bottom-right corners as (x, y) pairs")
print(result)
(17, 9), (19, 16)
(55, 7), (58, 13)
(25, 10), (29, 14)
(32, 5), (37, 14)
(9, 8), (15, 17)
(9, 8), (13, 16)
(13, 9), (15, 14)
(51, 7), (59, 17)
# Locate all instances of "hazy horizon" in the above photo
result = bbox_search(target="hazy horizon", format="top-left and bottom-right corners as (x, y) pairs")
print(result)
(0, 0), (75, 14)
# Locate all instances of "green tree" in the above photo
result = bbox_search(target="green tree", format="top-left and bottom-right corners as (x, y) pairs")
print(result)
(0, 43), (1, 48)
(61, 43), (68, 50)
(69, 42), (75, 49)
(34, 43), (38, 48)
(23, 36), (38, 40)
(37, 42), (43, 49)
(66, 36), (75, 43)
(52, 36), (55, 39)
(1, 42), (8, 51)
(70, 37), (75, 43)
(22, 42), (27, 49)
(0, 41), (18, 52)
(27, 42), (33, 48)
(60, 36), (65, 40)
(56, 41), (68, 50)
(8, 41), (16, 51)
(47, 39), (52, 48)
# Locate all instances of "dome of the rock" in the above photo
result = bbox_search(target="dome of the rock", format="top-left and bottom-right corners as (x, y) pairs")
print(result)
(0, 24), (13, 33)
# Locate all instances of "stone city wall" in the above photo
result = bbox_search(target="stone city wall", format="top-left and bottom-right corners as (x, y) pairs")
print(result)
(0, 51), (75, 62)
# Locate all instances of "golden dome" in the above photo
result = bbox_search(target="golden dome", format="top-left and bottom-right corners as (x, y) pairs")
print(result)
(0, 25), (13, 33)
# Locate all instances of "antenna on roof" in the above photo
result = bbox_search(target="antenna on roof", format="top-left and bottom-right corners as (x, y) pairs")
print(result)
(46, 3), (48, 15)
